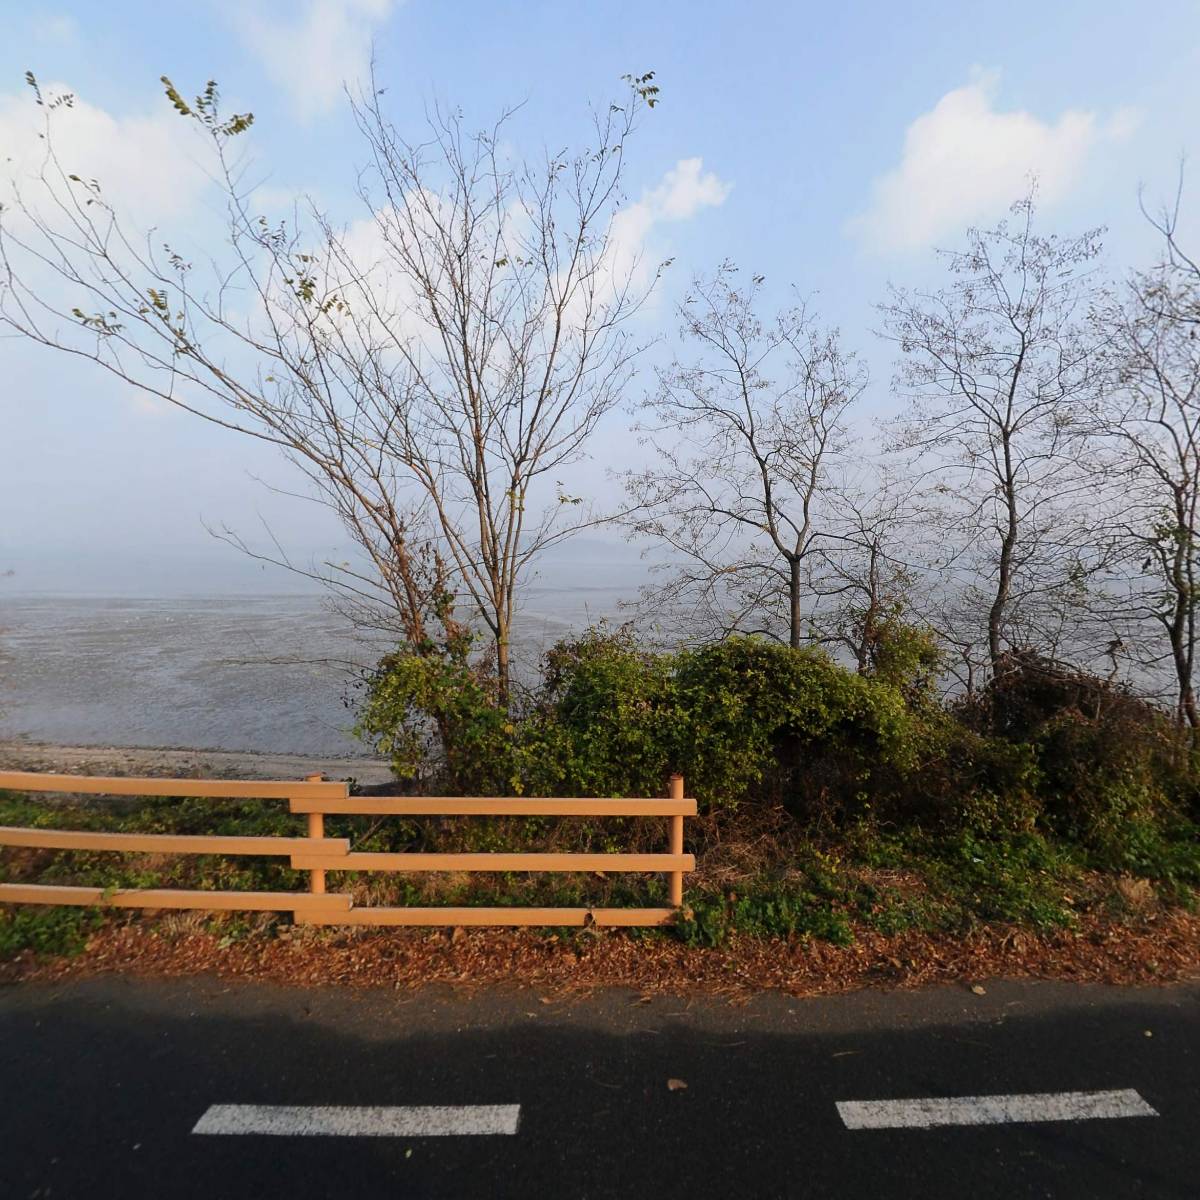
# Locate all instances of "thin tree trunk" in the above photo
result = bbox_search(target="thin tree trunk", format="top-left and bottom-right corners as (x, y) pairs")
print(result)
(496, 630), (511, 709)
(1165, 491), (1198, 733)
(989, 434), (1019, 672)
(788, 557), (802, 649)
(1169, 599), (1198, 730)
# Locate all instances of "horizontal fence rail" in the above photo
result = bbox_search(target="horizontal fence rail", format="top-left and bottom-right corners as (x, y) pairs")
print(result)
(286, 853), (694, 873)
(287, 795), (697, 816)
(0, 770), (347, 801)
(0, 883), (353, 914)
(0, 827), (350, 857)
(0, 770), (696, 927)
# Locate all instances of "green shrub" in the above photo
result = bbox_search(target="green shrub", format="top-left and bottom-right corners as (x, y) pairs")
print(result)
(673, 637), (916, 814)
(357, 651), (516, 792)
(922, 830), (1080, 929)
(1034, 710), (1178, 845)
(0, 905), (102, 960)
(1088, 816), (1200, 902)
(350, 628), (1199, 929)
(960, 651), (1192, 851)
(520, 626), (681, 797)
(357, 629), (924, 812)
(899, 717), (1042, 834)
(677, 885), (854, 947)
(854, 606), (944, 697)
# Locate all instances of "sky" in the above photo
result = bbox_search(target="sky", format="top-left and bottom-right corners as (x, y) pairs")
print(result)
(2, 0), (1199, 594)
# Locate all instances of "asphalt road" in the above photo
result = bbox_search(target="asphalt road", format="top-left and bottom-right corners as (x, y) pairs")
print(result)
(0, 975), (1196, 1198)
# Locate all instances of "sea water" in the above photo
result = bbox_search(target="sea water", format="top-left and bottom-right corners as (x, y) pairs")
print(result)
(0, 578), (640, 755)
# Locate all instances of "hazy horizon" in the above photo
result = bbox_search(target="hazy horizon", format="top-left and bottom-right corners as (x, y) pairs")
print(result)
(0, 535), (653, 598)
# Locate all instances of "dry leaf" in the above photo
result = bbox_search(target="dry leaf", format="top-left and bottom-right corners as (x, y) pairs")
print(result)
(970, 984), (986, 995)
(667, 1078), (688, 1091)
(6, 905), (1199, 999)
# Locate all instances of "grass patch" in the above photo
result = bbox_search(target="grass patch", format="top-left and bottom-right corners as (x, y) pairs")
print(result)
(0, 905), (102, 960)
(678, 885), (853, 948)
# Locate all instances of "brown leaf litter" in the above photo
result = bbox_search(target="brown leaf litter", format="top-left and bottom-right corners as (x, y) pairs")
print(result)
(2, 909), (1198, 998)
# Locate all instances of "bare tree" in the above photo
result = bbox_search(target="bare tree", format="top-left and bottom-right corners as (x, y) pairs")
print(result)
(1141, 166), (1200, 325)
(1090, 256), (1200, 732)
(817, 473), (933, 677)
(0, 72), (664, 704)
(881, 193), (1104, 678)
(620, 265), (867, 647)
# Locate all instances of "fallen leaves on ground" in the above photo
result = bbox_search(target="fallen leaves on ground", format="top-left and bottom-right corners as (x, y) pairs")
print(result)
(2, 908), (1198, 997)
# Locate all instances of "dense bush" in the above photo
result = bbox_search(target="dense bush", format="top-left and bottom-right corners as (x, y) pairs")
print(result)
(960, 651), (1198, 851)
(355, 629), (1200, 908)
(853, 604), (944, 697)
(672, 638), (915, 814)
(521, 626), (680, 798)
(357, 629), (925, 812)
(887, 716), (1041, 834)
(357, 650), (516, 793)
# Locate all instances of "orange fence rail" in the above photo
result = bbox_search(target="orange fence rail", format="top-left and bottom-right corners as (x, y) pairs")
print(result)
(0, 770), (696, 927)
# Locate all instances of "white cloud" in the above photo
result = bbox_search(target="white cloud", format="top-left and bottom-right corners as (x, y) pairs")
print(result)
(644, 156), (732, 221)
(609, 157), (731, 277)
(238, 0), (398, 120)
(849, 71), (1138, 254)
(333, 157), (729, 331)
(0, 81), (212, 228)
(614, 157), (732, 244)
(259, 157), (729, 380)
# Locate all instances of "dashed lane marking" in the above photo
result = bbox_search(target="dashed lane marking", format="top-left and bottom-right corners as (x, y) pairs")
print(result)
(837, 1089), (1158, 1130)
(192, 1104), (521, 1137)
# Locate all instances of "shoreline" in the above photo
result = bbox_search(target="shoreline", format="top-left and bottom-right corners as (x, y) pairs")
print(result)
(0, 740), (394, 786)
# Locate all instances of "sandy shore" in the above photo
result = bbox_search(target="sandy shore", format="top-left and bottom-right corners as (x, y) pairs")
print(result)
(0, 740), (394, 786)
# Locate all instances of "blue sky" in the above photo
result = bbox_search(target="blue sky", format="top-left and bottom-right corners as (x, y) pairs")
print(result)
(2, 0), (1199, 592)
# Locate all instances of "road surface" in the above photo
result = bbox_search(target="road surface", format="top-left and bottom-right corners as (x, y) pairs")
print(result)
(0, 975), (1196, 1198)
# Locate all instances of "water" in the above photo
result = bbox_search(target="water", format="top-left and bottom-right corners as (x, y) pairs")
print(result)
(0, 575), (645, 755)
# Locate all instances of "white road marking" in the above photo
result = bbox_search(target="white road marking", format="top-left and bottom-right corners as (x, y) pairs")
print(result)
(837, 1088), (1157, 1130)
(192, 1104), (521, 1137)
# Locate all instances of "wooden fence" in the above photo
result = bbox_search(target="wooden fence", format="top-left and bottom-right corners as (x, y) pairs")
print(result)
(0, 770), (696, 927)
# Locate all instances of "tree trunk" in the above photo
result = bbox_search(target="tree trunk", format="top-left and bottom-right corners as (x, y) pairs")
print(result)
(788, 557), (802, 649)
(1164, 495), (1198, 734)
(1169, 614), (1198, 730)
(989, 434), (1019, 673)
(496, 632), (511, 710)
(987, 569), (1010, 670)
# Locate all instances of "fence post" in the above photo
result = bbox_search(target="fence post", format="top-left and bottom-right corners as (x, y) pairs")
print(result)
(668, 773), (685, 908)
(304, 773), (326, 896)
